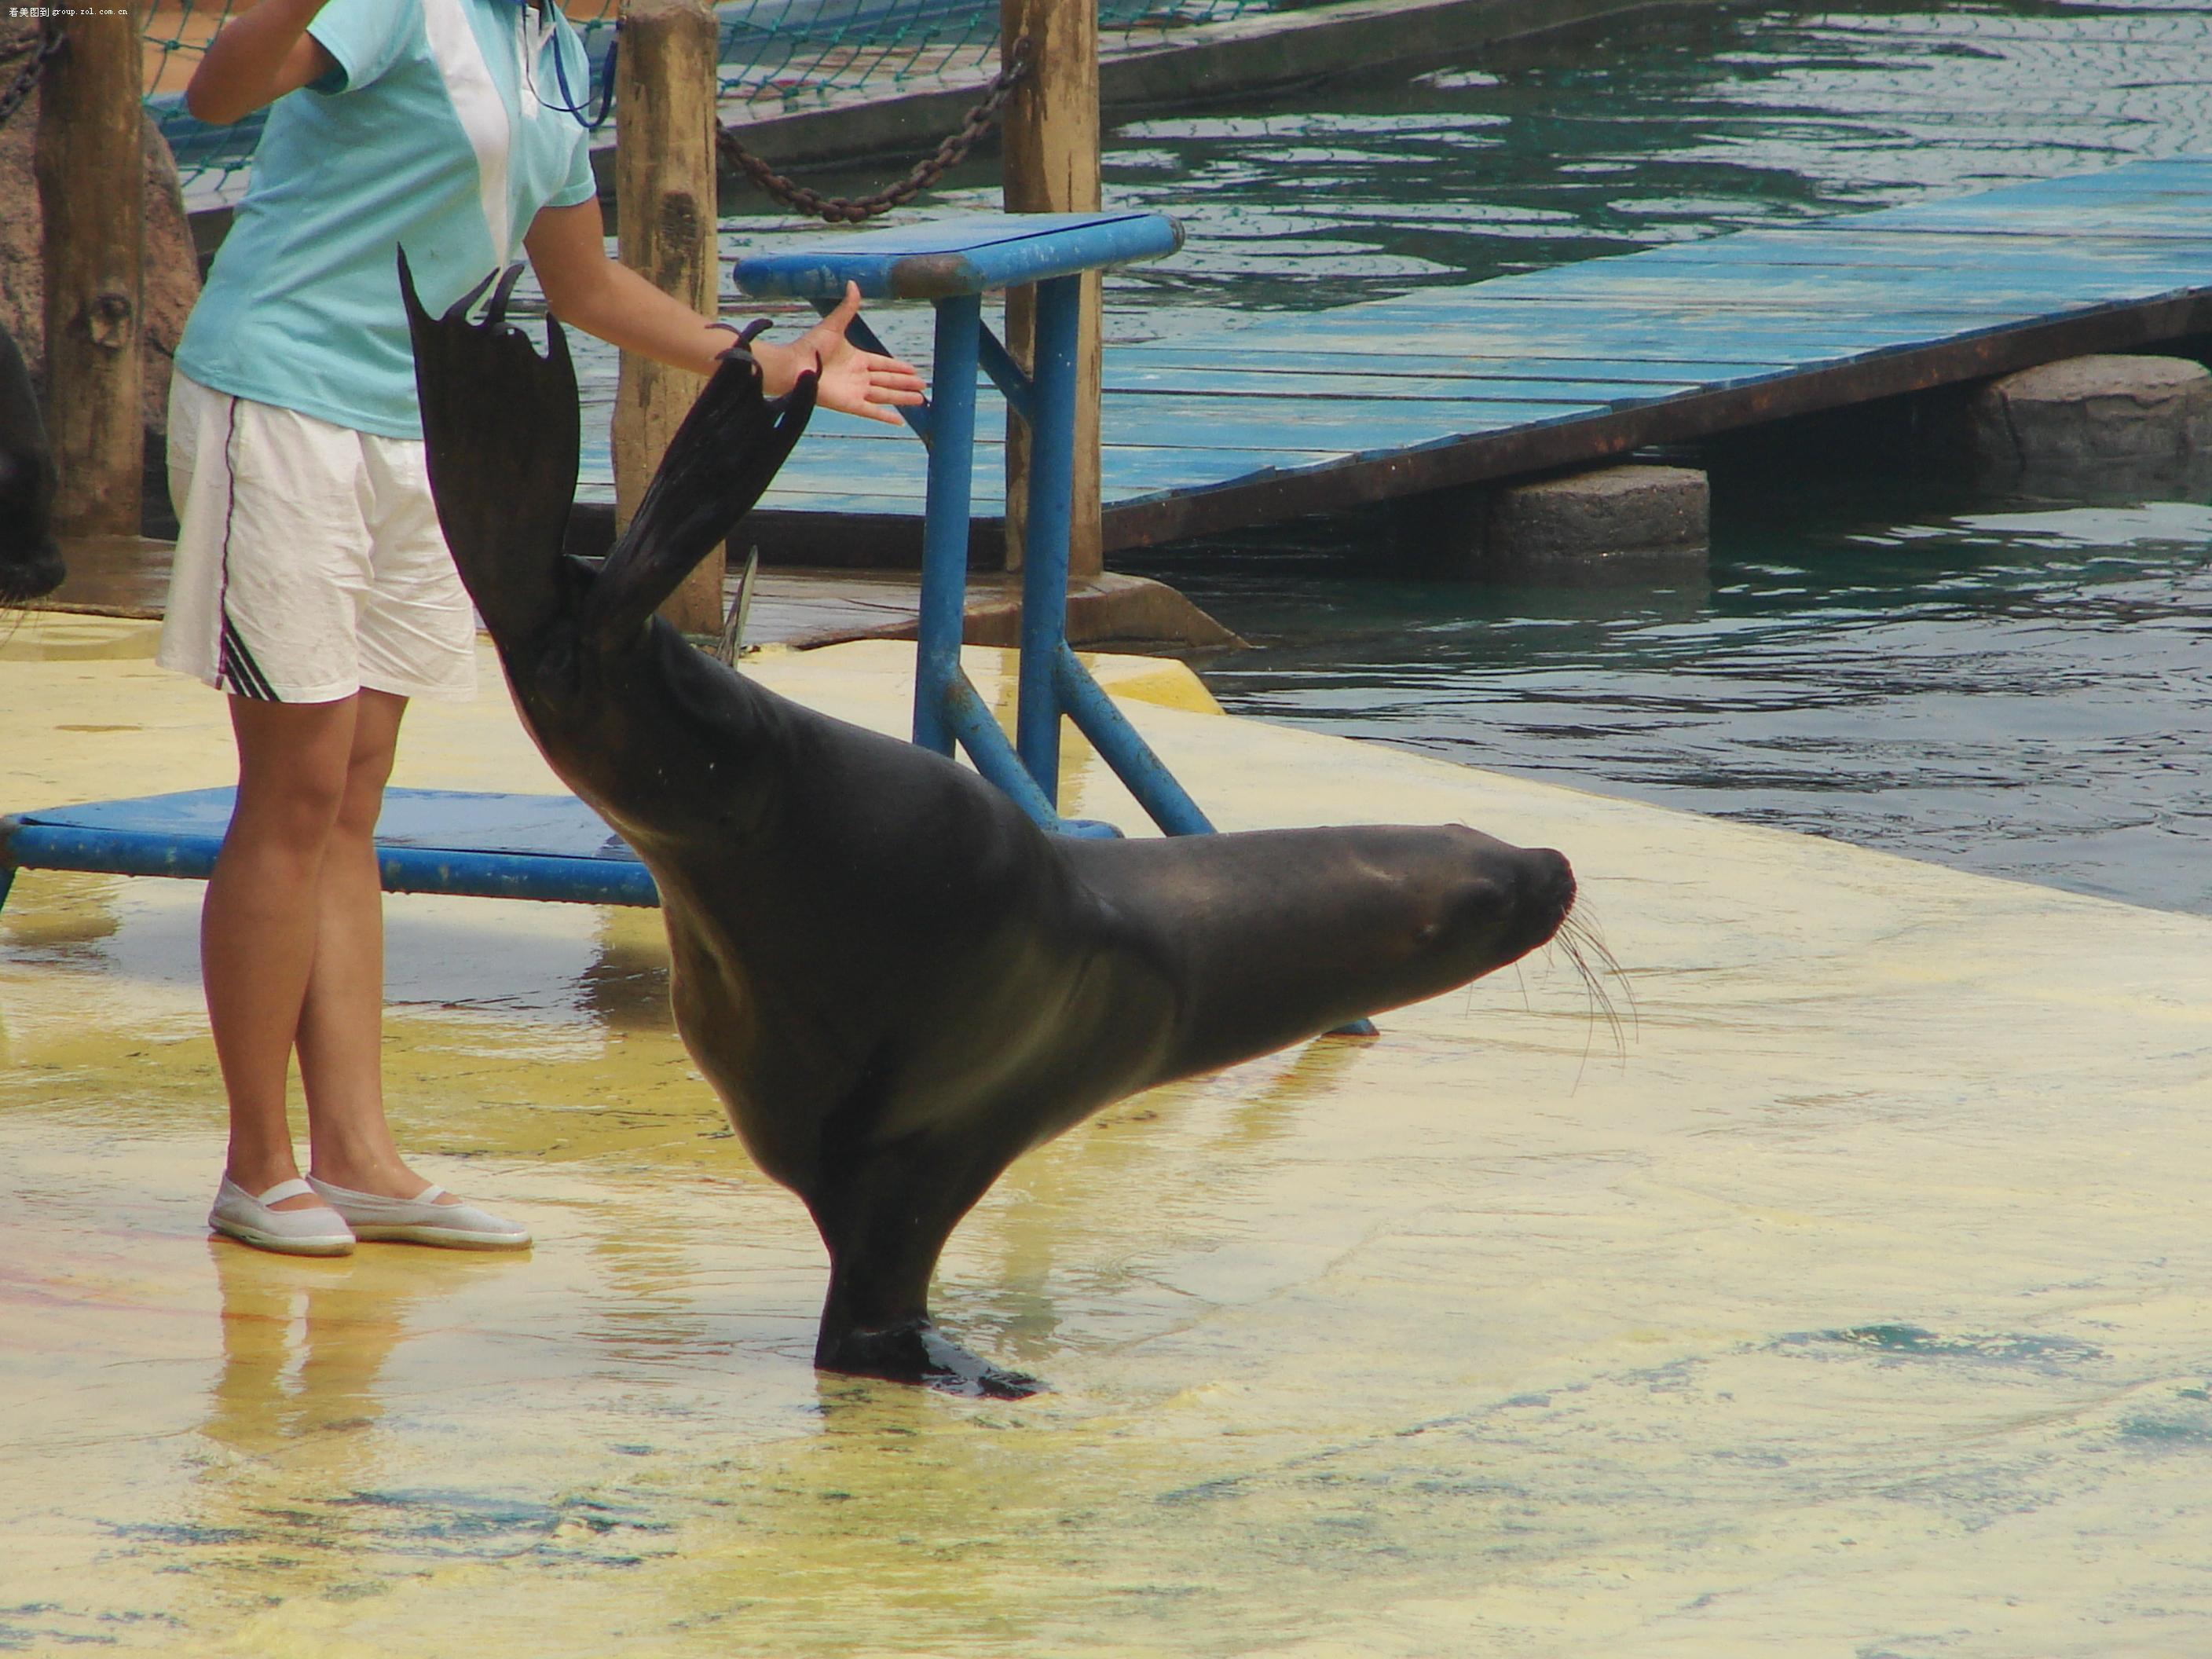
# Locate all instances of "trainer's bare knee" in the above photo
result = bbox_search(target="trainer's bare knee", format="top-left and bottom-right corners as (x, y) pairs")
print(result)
(227, 698), (359, 851)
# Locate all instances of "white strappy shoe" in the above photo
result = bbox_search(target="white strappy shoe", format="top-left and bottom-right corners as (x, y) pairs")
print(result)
(306, 1176), (532, 1251)
(208, 1176), (357, 1256)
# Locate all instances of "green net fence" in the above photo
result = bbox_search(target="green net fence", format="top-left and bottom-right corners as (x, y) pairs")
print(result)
(145, 0), (1294, 203)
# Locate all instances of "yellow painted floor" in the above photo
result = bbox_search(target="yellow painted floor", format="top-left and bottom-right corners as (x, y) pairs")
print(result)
(3, 614), (2210, 1658)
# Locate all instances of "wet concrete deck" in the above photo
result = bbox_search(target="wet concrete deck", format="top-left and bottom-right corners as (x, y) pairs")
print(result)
(5, 614), (2210, 1657)
(32, 535), (1239, 654)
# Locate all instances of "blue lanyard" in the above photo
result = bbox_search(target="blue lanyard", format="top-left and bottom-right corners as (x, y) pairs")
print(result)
(508, 0), (613, 130)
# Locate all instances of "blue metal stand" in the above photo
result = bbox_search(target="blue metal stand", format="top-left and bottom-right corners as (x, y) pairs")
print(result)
(0, 789), (660, 914)
(735, 212), (1212, 840)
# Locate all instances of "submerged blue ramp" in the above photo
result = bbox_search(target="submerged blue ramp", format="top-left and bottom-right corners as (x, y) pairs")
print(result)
(754, 153), (2212, 549)
(0, 789), (657, 908)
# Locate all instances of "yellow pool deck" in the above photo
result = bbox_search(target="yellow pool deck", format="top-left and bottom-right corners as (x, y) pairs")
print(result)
(3, 613), (2209, 1659)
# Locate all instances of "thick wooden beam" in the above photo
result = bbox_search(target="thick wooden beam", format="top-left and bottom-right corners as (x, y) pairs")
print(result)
(999, 0), (1102, 579)
(613, 0), (720, 633)
(35, 8), (145, 537)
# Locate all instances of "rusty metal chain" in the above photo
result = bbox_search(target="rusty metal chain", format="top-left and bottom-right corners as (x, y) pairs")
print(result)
(0, 29), (66, 131)
(714, 35), (1031, 224)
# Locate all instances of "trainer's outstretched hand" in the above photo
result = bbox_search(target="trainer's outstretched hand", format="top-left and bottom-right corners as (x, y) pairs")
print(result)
(524, 201), (930, 423)
(756, 283), (926, 425)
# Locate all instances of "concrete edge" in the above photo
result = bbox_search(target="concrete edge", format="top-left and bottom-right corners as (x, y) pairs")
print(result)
(771, 572), (1244, 655)
(24, 540), (1242, 657)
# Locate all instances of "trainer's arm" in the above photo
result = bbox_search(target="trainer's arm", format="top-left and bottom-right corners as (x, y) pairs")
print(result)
(185, 0), (338, 124)
(523, 199), (925, 426)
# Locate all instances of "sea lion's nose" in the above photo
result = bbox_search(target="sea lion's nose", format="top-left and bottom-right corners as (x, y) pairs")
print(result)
(1519, 847), (1577, 943)
(1538, 847), (1575, 903)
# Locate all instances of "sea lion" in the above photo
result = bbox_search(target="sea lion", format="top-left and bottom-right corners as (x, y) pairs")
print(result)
(403, 260), (1578, 1398)
(0, 323), (64, 603)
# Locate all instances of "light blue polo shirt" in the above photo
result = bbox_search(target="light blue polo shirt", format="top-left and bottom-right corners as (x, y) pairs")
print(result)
(176, 0), (600, 439)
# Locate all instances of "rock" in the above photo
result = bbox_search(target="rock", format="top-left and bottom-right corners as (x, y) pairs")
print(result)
(0, 18), (202, 432)
(1483, 462), (1709, 570)
(1959, 353), (2212, 477)
(972, 571), (1243, 654)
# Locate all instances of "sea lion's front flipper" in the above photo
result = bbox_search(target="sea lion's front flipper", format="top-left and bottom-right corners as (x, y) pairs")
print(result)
(818, 1317), (1043, 1401)
(583, 350), (815, 650)
(403, 251), (580, 642)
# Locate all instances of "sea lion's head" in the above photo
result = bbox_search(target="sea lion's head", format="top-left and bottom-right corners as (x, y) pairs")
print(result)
(0, 324), (64, 605)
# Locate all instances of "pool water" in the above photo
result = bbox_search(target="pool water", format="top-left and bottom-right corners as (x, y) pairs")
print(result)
(1131, 478), (2212, 915)
(687, 0), (2212, 913)
(710, 0), (2212, 320)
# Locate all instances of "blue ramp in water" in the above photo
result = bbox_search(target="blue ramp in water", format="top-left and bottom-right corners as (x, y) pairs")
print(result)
(753, 153), (2212, 550)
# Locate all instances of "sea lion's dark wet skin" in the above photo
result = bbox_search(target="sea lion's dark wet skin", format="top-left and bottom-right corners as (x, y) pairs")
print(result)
(403, 260), (1577, 1398)
(0, 324), (64, 603)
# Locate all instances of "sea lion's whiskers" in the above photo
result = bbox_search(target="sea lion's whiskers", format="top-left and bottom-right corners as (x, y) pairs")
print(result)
(1551, 903), (1632, 1067)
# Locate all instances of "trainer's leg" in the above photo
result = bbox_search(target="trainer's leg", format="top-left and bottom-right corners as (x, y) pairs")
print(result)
(204, 694), (359, 1207)
(292, 690), (455, 1203)
(295, 691), (454, 1200)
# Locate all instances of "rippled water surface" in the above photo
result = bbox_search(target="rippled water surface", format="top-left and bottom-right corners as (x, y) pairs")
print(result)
(709, 0), (2212, 321)
(692, 0), (2212, 910)
(1137, 484), (2212, 912)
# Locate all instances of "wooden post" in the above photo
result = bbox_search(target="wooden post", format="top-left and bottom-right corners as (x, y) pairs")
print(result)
(1000, 0), (1101, 579)
(35, 7), (145, 539)
(613, 0), (720, 633)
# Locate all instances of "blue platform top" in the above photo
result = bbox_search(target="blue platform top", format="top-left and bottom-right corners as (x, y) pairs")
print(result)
(2, 788), (658, 907)
(732, 211), (1184, 301)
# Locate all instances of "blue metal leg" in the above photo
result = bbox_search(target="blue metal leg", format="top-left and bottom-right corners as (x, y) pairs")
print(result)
(1051, 646), (1216, 837)
(915, 293), (981, 757)
(940, 677), (1064, 826)
(903, 276), (1224, 853)
(1016, 275), (1082, 804)
(975, 324), (1036, 427)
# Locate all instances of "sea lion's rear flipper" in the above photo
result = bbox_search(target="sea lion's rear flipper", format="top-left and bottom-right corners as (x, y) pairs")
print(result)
(402, 252), (579, 642)
(582, 348), (815, 650)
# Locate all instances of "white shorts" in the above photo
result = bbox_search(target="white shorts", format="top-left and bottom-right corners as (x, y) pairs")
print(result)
(157, 374), (478, 704)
